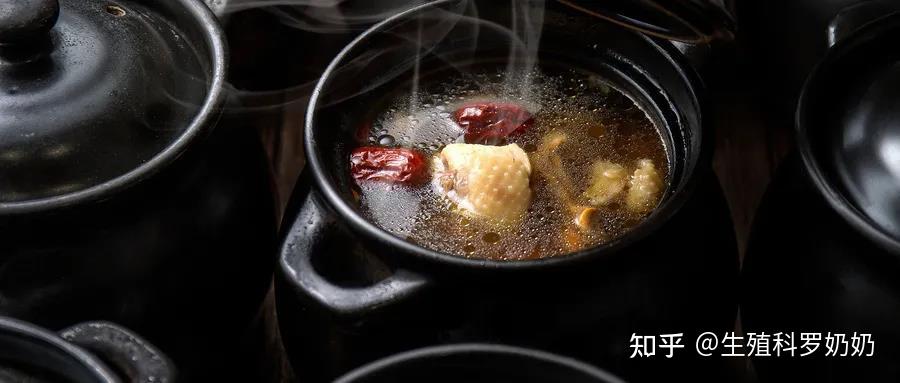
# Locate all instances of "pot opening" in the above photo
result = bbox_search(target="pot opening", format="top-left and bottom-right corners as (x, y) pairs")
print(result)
(307, 0), (702, 267)
(104, 4), (126, 17)
(798, 15), (900, 252)
(335, 344), (625, 383)
(0, 319), (117, 383)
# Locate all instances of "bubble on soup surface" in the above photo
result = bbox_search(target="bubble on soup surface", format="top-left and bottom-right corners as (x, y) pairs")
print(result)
(359, 183), (429, 237)
(377, 134), (396, 146)
(356, 66), (669, 260)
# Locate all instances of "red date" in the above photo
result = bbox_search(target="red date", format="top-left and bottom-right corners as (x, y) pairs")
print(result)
(454, 102), (534, 144)
(350, 147), (427, 184)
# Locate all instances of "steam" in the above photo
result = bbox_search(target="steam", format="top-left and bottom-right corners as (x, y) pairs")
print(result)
(202, 0), (550, 204)
(505, 0), (545, 100)
(208, 0), (548, 114)
(220, 0), (428, 30)
(228, 0), (431, 33)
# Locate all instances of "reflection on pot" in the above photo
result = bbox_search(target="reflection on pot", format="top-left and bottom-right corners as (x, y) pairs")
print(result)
(742, 10), (900, 383)
(0, 0), (277, 381)
(276, 1), (739, 382)
(334, 344), (626, 383)
(0, 316), (175, 383)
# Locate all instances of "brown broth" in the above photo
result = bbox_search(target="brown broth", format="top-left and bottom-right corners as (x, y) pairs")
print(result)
(354, 66), (669, 260)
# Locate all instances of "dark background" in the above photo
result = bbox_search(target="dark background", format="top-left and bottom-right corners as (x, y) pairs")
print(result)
(222, 1), (793, 381)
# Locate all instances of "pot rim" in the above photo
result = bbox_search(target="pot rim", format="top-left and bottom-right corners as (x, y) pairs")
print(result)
(0, 317), (119, 383)
(796, 13), (900, 256)
(333, 343), (625, 383)
(305, 0), (709, 271)
(0, 0), (228, 216)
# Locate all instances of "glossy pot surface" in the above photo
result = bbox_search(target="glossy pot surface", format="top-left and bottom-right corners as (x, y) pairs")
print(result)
(742, 11), (900, 383)
(278, 1), (739, 382)
(736, 0), (900, 117)
(0, 316), (175, 383)
(0, 0), (278, 381)
(742, 156), (900, 382)
(334, 344), (625, 383)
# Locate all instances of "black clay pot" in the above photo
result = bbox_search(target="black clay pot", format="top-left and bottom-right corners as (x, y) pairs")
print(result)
(742, 11), (900, 383)
(277, 1), (739, 382)
(736, 0), (900, 119)
(0, 316), (175, 383)
(0, 0), (276, 381)
(333, 344), (626, 383)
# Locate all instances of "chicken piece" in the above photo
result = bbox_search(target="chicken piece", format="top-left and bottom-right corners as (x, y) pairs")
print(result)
(626, 159), (663, 214)
(434, 143), (532, 223)
(584, 161), (627, 206)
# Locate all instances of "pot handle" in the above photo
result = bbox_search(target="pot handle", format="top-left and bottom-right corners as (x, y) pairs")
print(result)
(60, 322), (176, 383)
(279, 189), (431, 318)
(828, 1), (900, 47)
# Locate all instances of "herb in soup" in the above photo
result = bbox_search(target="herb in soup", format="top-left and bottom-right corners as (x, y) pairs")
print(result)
(350, 66), (669, 260)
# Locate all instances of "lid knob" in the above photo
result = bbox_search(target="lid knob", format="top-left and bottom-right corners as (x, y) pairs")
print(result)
(0, 0), (60, 45)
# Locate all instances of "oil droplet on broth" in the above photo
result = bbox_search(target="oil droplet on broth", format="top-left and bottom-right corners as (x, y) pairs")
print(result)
(482, 232), (501, 244)
(356, 65), (669, 261)
(587, 123), (605, 138)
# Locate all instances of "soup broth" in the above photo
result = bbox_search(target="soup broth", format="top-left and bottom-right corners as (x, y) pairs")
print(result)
(351, 65), (669, 260)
